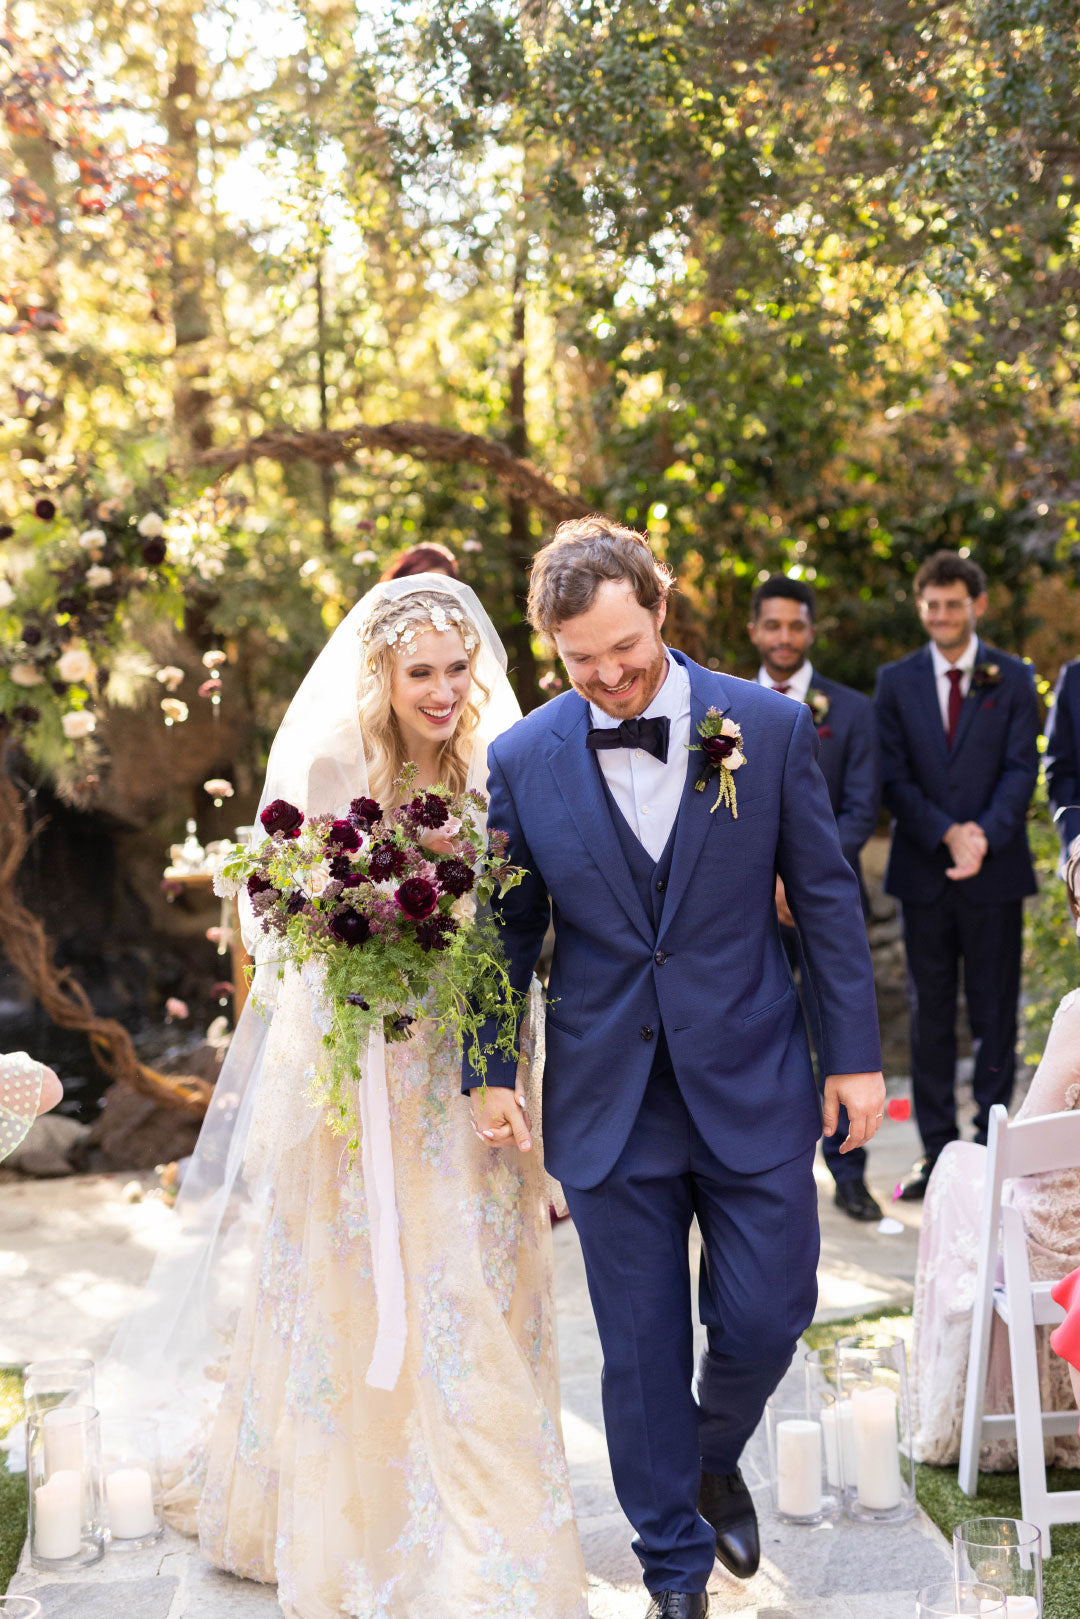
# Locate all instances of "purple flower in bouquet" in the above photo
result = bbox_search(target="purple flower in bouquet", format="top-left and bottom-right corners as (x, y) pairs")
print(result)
(345, 993), (370, 1009)
(436, 857), (475, 897)
(394, 877), (439, 920)
(285, 889), (307, 914)
(247, 872), (278, 898)
(405, 791), (449, 830)
(329, 907), (372, 947)
(329, 852), (366, 887)
(348, 796), (382, 830)
(369, 840), (409, 881)
(261, 798), (305, 838)
(386, 1012), (415, 1038)
(415, 914), (458, 952)
(327, 818), (361, 852)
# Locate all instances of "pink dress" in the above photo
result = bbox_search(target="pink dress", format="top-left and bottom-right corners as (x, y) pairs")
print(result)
(912, 988), (1080, 1468)
(1050, 1267), (1080, 1429)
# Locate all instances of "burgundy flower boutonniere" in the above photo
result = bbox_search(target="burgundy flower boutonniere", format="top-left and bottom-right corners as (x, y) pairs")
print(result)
(689, 707), (746, 817)
(971, 662), (1002, 692)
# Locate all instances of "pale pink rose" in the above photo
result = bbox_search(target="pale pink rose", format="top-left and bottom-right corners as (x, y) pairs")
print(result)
(57, 646), (95, 684)
(10, 663), (44, 688)
(719, 717), (739, 738)
(418, 817), (462, 856)
(726, 749), (746, 771)
(165, 997), (189, 1020)
(61, 710), (96, 740)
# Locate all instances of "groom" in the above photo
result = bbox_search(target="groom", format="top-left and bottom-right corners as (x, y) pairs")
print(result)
(466, 519), (884, 1619)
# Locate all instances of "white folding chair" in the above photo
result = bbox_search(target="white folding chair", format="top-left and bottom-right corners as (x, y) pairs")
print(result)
(958, 1101), (1080, 1552)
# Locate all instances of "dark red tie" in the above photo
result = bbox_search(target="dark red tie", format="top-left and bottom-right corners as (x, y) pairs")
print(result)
(772, 684), (790, 695)
(946, 668), (964, 745)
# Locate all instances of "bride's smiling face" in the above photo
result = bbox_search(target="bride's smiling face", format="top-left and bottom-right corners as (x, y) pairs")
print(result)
(390, 626), (472, 755)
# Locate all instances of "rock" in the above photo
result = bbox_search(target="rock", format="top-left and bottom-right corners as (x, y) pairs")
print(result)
(4, 1113), (89, 1177)
(77, 1085), (204, 1172)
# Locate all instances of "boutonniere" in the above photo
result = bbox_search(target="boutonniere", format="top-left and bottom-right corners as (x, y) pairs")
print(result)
(806, 688), (832, 737)
(689, 707), (746, 817)
(971, 661), (1002, 692)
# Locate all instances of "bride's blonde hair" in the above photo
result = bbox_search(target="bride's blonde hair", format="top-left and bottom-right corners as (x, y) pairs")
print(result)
(358, 587), (489, 806)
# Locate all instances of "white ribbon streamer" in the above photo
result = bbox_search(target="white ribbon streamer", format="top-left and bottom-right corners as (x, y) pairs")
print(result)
(357, 1029), (407, 1389)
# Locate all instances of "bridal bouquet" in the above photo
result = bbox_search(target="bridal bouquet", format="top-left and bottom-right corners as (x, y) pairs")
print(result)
(215, 766), (526, 1142)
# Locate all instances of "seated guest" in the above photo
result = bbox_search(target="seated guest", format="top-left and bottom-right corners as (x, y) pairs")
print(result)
(747, 573), (882, 1221)
(0, 1053), (63, 1164)
(912, 847), (1080, 1467)
(379, 542), (459, 580)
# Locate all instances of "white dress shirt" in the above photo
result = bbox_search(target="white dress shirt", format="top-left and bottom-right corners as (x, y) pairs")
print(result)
(930, 636), (978, 732)
(588, 652), (692, 861)
(756, 660), (813, 703)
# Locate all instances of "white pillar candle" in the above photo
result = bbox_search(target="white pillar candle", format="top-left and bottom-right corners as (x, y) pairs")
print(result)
(33, 1468), (82, 1560)
(106, 1466), (156, 1539)
(775, 1418), (822, 1517)
(979, 1601), (1039, 1618)
(850, 1385), (902, 1510)
(43, 1407), (86, 1477)
(821, 1398), (858, 1487)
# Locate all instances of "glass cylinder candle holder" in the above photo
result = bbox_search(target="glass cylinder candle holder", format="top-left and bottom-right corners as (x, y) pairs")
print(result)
(764, 1395), (840, 1524)
(23, 1356), (95, 1418)
(953, 1518), (1043, 1617)
(26, 1404), (105, 1569)
(916, 1580), (1006, 1618)
(0, 1599), (45, 1617)
(102, 1417), (164, 1549)
(834, 1333), (916, 1524)
(804, 1348), (856, 1494)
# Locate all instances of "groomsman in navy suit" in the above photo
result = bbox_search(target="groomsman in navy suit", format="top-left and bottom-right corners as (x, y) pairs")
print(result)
(874, 552), (1039, 1200)
(1047, 657), (1080, 885)
(747, 574), (883, 1222)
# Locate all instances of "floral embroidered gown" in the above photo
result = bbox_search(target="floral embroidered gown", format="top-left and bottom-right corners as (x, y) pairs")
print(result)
(184, 969), (588, 1619)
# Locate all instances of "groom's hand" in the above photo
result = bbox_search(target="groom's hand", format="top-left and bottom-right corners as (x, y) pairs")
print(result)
(823, 1071), (886, 1154)
(468, 1085), (533, 1153)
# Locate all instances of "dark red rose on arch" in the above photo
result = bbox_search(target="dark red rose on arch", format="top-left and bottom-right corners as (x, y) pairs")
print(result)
(329, 907), (371, 947)
(701, 734), (737, 766)
(394, 877), (439, 920)
(260, 798), (305, 838)
(327, 818), (361, 852)
(406, 791), (450, 830)
(21, 623), (42, 646)
(141, 537), (167, 565)
(348, 796), (382, 830)
(0, 524), (14, 540)
(436, 857), (475, 898)
(246, 872), (278, 898)
(33, 499), (56, 522)
(368, 840), (409, 881)
(12, 704), (39, 726)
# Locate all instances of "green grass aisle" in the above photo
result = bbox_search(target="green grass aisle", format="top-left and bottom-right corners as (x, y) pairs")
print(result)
(805, 1311), (1080, 1619)
(0, 1368), (26, 1593)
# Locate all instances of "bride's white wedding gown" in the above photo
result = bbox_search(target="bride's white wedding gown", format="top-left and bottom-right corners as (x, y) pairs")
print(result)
(164, 969), (588, 1619)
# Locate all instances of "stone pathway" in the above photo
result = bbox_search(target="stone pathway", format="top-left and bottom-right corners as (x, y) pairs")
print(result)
(2, 1101), (948, 1617)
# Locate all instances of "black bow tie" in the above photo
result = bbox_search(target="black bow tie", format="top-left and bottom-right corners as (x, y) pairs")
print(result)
(585, 714), (670, 764)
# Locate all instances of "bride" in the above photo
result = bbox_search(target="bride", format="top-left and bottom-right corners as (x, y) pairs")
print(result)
(104, 575), (588, 1619)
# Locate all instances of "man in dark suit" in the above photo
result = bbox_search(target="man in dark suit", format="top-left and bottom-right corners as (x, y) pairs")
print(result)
(1046, 657), (1080, 886)
(747, 574), (883, 1222)
(468, 519), (883, 1619)
(875, 551), (1039, 1201)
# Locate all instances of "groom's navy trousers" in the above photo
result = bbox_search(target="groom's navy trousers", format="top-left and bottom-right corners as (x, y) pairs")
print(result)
(465, 653), (881, 1596)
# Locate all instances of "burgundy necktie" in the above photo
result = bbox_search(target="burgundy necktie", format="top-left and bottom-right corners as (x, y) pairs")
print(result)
(772, 684), (790, 695)
(946, 667), (964, 745)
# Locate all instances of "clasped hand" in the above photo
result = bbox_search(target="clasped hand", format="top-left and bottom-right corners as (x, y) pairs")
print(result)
(944, 820), (987, 881)
(469, 1086), (533, 1152)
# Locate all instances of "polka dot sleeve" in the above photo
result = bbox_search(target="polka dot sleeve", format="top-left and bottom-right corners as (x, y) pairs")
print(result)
(0, 1051), (44, 1163)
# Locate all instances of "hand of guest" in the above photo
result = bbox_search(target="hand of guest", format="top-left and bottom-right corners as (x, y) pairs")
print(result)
(774, 875), (794, 929)
(36, 1065), (63, 1116)
(944, 821), (987, 881)
(823, 1071), (886, 1154)
(468, 1085), (532, 1153)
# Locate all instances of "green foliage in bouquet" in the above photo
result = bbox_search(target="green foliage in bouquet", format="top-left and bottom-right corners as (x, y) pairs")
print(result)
(217, 766), (527, 1149)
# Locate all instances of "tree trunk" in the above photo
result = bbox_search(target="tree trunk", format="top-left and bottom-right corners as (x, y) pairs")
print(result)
(504, 260), (543, 710)
(314, 249), (336, 547)
(165, 35), (214, 454)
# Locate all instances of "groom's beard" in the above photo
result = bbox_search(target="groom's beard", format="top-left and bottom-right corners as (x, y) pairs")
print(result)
(570, 638), (669, 720)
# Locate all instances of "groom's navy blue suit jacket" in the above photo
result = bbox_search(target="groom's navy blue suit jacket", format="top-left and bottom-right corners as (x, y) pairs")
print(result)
(874, 639), (1038, 907)
(1047, 658), (1080, 857)
(464, 650), (882, 1191)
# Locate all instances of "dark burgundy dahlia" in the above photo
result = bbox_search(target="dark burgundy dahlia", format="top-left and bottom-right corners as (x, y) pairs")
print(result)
(329, 852), (365, 887)
(285, 889), (307, 915)
(329, 907), (371, 947)
(327, 818), (361, 852)
(246, 871), (278, 898)
(394, 877), (439, 920)
(701, 734), (737, 766)
(405, 791), (449, 830)
(414, 914), (458, 952)
(368, 840), (409, 881)
(436, 857), (475, 897)
(348, 796), (382, 830)
(260, 798), (305, 837)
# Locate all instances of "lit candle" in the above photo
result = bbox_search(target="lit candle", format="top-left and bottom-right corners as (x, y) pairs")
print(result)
(106, 1466), (156, 1540)
(821, 1398), (858, 1487)
(850, 1385), (902, 1510)
(33, 1468), (82, 1560)
(43, 1407), (86, 1477)
(775, 1418), (822, 1517)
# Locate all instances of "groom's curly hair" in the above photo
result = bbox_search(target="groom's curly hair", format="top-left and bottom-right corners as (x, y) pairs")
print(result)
(527, 516), (674, 634)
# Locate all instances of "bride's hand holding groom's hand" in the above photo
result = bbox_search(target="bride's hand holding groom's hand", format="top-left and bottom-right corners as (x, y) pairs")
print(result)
(469, 1085), (533, 1153)
(823, 1071), (887, 1154)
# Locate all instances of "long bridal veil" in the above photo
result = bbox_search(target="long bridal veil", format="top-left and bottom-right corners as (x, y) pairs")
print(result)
(100, 574), (522, 1471)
